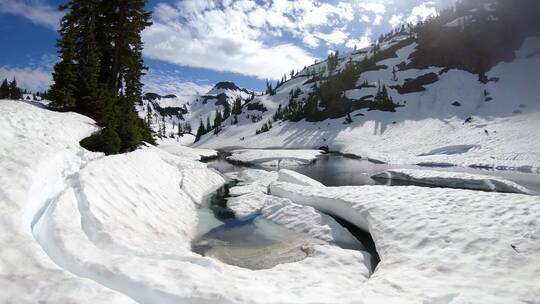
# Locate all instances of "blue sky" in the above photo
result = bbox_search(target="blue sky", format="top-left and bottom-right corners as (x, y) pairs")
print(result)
(0, 0), (457, 94)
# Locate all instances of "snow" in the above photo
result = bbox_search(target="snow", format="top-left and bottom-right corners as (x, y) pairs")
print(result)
(227, 149), (323, 167)
(0, 100), (133, 303)
(372, 168), (533, 194)
(158, 137), (217, 161)
(228, 169), (278, 196)
(260, 198), (365, 250)
(277, 169), (325, 187)
(195, 37), (540, 171)
(270, 181), (540, 303)
(3, 100), (376, 303)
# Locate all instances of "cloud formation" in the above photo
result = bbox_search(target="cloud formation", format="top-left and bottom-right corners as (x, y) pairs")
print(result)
(142, 0), (367, 80)
(143, 70), (213, 96)
(0, 66), (53, 92)
(0, 0), (62, 30)
(406, 2), (438, 24)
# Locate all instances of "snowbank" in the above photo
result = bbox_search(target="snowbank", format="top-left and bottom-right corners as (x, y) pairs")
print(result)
(228, 169), (278, 196)
(0, 100), (133, 303)
(277, 169), (325, 187)
(270, 181), (540, 303)
(158, 137), (217, 161)
(372, 168), (532, 194)
(226, 169), (363, 251)
(227, 149), (323, 167)
(3, 100), (374, 303)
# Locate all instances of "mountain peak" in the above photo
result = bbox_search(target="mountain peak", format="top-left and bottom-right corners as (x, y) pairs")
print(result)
(207, 81), (251, 96)
(213, 81), (242, 91)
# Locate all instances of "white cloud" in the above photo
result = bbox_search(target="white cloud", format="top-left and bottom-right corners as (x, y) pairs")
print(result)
(345, 28), (372, 50)
(357, 2), (386, 15)
(0, 0), (62, 30)
(406, 2), (438, 24)
(0, 66), (52, 92)
(315, 29), (350, 46)
(357, 2), (385, 28)
(389, 14), (403, 28)
(373, 14), (383, 25)
(302, 34), (320, 48)
(143, 70), (213, 96)
(143, 1), (328, 80)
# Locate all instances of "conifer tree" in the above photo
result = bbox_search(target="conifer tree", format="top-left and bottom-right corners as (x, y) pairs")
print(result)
(9, 78), (22, 100)
(206, 116), (212, 131)
(184, 122), (192, 133)
(50, 0), (155, 154)
(195, 118), (206, 142)
(223, 100), (231, 119)
(49, 15), (77, 108)
(232, 97), (242, 115)
(0, 79), (9, 99)
(177, 121), (183, 136)
(214, 109), (223, 127)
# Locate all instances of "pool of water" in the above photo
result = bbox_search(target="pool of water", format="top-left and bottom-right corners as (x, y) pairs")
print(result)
(198, 151), (540, 270)
(192, 184), (322, 270)
(207, 153), (540, 194)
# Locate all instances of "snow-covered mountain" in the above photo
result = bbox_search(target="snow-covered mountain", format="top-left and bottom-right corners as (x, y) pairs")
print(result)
(188, 0), (540, 170)
(137, 81), (254, 139)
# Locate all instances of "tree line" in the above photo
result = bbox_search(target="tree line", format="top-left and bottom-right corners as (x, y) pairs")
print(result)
(49, 0), (154, 154)
(0, 78), (22, 100)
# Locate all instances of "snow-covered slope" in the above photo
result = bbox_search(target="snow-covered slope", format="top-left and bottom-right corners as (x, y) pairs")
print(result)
(270, 181), (540, 303)
(194, 35), (540, 170)
(2, 101), (375, 303)
(0, 100), (133, 303)
(137, 81), (253, 138)
(372, 168), (532, 194)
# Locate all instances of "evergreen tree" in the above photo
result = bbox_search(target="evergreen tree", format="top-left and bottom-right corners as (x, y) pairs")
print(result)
(183, 122), (192, 133)
(232, 97), (242, 115)
(0, 79), (9, 99)
(77, 20), (103, 121)
(195, 118), (205, 142)
(51, 0), (155, 154)
(177, 121), (183, 136)
(206, 116), (212, 131)
(214, 109), (223, 127)
(223, 100), (231, 119)
(49, 12), (77, 108)
(9, 78), (22, 100)
(145, 104), (153, 127)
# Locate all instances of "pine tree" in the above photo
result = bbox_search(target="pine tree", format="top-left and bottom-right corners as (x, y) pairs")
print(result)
(214, 109), (223, 127)
(8, 78), (22, 100)
(232, 97), (242, 115)
(51, 0), (155, 153)
(195, 118), (206, 142)
(184, 122), (192, 133)
(177, 121), (183, 136)
(49, 13), (77, 108)
(206, 116), (212, 131)
(223, 100), (231, 119)
(145, 104), (153, 127)
(0, 79), (9, 99)
(77, 20), (103, 121)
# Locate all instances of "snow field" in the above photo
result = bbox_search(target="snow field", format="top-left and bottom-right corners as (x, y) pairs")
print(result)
(196, 37), (540, 172)
(270, 181), (540, 303)
(227, 149), (323, 167)
(372, 168), (533, 194)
